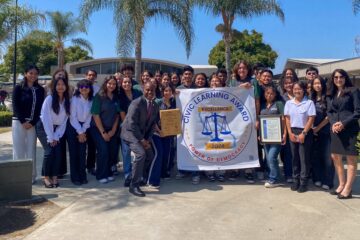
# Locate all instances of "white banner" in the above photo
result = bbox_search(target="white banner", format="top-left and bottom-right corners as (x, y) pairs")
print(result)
(176, 87), (259, 171)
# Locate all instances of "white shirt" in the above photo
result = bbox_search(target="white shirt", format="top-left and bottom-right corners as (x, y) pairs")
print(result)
(70, 95), (92, 134)
(284, 97), (316, 128)
(93, 83), (100, 96)
(40, 95), (68, 143)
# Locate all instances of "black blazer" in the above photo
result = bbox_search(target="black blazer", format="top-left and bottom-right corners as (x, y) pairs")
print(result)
(327, 88), (360, 129)
(12, 83), (45, 126)
(121, 96), (159, 143)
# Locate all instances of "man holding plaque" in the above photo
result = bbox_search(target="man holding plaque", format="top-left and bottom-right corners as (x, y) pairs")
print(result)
(121, 82), (159, 197)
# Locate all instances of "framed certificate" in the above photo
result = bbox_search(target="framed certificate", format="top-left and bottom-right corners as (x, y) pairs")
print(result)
(160, 108), (182, 137)
(259, 115), (282, 144)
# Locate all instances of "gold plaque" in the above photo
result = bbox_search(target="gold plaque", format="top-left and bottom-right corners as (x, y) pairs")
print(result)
(160, 108), (182, 137)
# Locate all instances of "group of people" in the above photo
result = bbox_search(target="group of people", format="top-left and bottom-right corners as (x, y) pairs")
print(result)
(11, 61), (359, 198)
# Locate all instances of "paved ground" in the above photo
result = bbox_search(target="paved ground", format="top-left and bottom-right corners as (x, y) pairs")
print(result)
(1, 130), (360, 240)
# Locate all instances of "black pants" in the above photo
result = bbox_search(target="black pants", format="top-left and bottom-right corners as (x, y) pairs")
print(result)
(310, 131), (334, 188)
(90, 127), (117, 180)
(36, 121), (63, 177)
(66, 123), (87, 182)
(290, 128), (313, 185)
(86, 126), (96, 170)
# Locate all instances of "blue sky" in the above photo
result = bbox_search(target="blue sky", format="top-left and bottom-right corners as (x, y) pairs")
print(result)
(20, 0), (360, 73)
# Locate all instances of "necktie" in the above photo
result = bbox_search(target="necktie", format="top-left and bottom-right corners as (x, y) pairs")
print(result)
(147, 101), (153, 120)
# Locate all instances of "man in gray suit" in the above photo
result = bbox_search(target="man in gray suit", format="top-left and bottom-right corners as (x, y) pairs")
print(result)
(121, 82), (159, 197)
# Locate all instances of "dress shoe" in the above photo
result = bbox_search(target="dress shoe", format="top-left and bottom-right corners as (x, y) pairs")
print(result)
(72, 181), (82, 186)
(290, 181), (299, 191)
(124, 177), (132, 187)
(329, 190), (341, 195)
(129, 186), (146, 197)
(297, 185), (308, 193)
(338, 191), (352, 200)
(43, 181), (53, 188)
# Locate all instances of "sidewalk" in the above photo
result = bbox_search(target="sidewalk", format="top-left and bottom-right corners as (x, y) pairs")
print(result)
(1, 131), (360, 240)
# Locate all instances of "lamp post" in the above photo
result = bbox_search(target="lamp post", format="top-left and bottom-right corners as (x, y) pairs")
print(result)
(12, 0), (18, 87)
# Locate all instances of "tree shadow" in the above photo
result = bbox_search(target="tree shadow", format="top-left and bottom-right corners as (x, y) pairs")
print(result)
(0, 199), (45, 235)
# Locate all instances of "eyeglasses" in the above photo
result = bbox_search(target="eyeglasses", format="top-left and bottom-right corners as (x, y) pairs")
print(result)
(334, 76), (345, 80)
(307, 72), (317, 76)
(79, 85), (90, 89)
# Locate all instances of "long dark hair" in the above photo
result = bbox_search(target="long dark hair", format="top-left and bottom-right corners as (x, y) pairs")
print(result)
(281, 68), (299, 82)
(98, 76), (119, 98)
(311, 76), (326, 101)
(311, 76), (327, 113)
(74, 79), (94, 100)
(51, 77), (70, 115)
(326, 69), (353, 97)
(22, 65), (40, 88)
(50, 69), (69, 90)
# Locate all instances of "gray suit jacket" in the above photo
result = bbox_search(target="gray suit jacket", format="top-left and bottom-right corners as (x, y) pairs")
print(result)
(121, 96), (159, 143)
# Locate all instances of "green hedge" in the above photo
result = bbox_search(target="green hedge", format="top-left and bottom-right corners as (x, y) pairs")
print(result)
(0, 111), (12, 127)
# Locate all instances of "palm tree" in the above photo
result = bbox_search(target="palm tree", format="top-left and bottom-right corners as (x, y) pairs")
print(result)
(353, 0), (360, 14)
(80, 0), (194, 81)
(0, 0), (44, 54)
(198, 0), (284, 80)
(46, 11), (93, 69)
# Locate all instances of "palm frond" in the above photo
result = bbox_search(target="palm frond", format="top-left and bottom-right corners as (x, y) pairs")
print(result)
(353, 0), (360, 14)
(148, 0), (194, 58)
(79, 0), (116, 23)
(71, 38), (93, 54)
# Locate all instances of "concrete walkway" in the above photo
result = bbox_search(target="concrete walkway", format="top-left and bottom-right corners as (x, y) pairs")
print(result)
(1, 131), (360, 240)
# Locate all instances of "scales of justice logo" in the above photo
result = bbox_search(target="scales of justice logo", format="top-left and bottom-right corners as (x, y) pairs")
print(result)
(182, 89), (254, 163)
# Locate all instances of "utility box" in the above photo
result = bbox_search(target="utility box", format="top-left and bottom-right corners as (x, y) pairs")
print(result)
(0, 159), (32, 202)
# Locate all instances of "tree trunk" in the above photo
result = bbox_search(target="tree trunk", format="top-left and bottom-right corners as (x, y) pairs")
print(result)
(224, 37), (231, 81)
(134, 28), (142, 83)
(57, 47), (64, 70)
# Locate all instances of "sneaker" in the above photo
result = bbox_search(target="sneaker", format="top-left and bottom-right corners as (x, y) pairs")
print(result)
(228, 171), (238, 181)
(264, 181), (282, 188)
(176, 172), (186, 179)
(291, 181), (299, 191)
(107, 176), (115, 182)
(207, 174), (215, 182)
(314, 181), (322, 187)
(98, 178), (108, 184)
(286, 178), (294, 183)
(217, 175), (225, 182)
(257, 172), (265, 180)
(191, 175), (200, 185)
(322, 184), (330, 190)
(297, 185), (308, 193)
(245, 173), (255, 184)
(147, 184), (160, 189)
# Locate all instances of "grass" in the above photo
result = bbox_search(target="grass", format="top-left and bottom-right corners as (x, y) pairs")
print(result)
(0, 127), (11, 134)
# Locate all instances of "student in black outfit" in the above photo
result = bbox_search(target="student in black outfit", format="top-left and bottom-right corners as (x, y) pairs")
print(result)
(327, 69), (360, 199)
(310, 76), (334, 190)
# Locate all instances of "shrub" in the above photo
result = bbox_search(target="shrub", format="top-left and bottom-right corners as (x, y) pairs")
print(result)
(0, 105), (8, 111)
(0, 111), (12, 126)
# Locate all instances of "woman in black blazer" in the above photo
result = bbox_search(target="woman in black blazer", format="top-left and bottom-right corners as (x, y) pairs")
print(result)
(326, 69), (360, 199)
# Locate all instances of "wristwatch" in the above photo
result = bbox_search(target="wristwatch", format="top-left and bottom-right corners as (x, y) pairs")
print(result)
(302, 131), (307, 136)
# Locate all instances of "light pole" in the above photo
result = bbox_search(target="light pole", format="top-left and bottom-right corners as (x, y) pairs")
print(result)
(12, 0), (18, 87)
